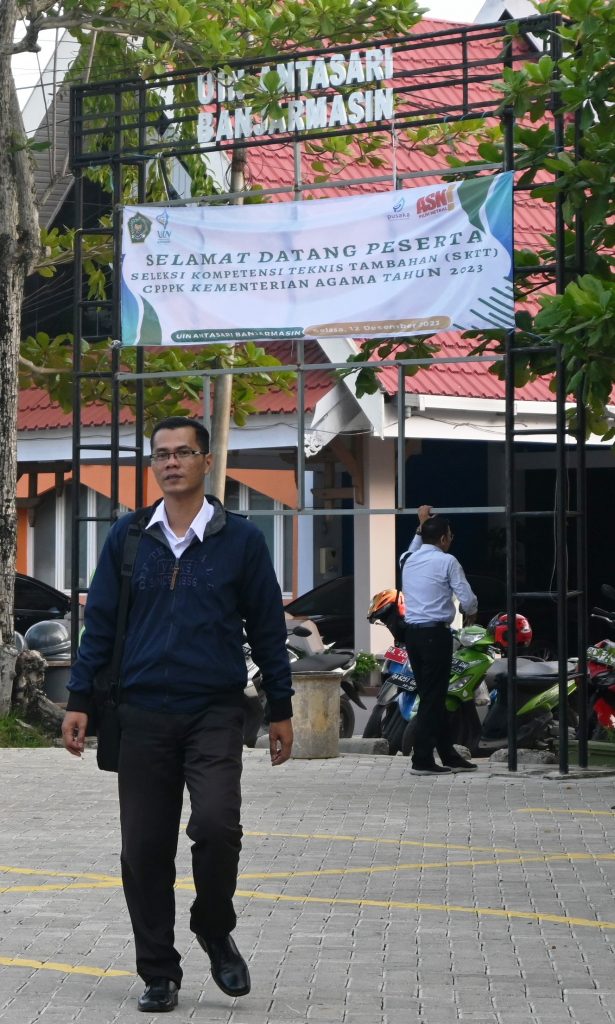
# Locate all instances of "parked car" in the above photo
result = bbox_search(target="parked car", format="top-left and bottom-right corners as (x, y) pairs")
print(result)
(285, 577), (354, 648)
(13, 573), (71, 636)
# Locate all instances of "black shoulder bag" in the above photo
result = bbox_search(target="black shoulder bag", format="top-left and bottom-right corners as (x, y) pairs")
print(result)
(93, 519), (144, 772)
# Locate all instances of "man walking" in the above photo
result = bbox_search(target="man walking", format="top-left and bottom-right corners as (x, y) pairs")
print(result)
(62, 416), (293, 1013)
(401, 505), (478, 775)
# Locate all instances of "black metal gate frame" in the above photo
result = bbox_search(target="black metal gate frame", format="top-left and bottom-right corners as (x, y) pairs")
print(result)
(69, 15), (589, 771)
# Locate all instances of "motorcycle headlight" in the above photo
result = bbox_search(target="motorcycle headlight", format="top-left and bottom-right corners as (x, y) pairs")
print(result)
(449, 675), (472, 691)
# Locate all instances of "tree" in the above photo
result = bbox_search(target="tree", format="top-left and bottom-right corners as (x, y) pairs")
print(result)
(346, 0), (615, 441)
(0, 0), (423, 677)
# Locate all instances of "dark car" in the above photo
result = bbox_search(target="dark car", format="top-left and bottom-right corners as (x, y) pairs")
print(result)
(13, 573), (71, 636)
(285, 576), (354, 648)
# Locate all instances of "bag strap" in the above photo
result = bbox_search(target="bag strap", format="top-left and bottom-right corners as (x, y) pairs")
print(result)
(108, 512), (149, 691)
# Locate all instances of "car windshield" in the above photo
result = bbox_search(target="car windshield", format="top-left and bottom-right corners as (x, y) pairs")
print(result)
(286, 578), (352, 617)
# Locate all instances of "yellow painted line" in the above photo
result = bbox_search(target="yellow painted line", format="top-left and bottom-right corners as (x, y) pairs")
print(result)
(235, 888), (615, 930)
(0, 865), (118, 882)
(243, 830), (530, 855)
(235, 851), (615, 880)
(518, 808), (615, 817)
(173, 850), (615, 888)
(5, 848), (615, 895)
(0, 882), (121, 894)
(0, 957), (133, 978)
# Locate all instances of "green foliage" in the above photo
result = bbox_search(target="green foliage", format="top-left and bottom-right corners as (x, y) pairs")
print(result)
(20, 332), (296, 431)
(0, 714), (53, 748)
(19, 0), (425, 425)
(353, 0), (615, 441)
(351, 650), (379, 681)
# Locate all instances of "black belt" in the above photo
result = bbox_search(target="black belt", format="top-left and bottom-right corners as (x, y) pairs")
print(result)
(406, 621), (449, 629)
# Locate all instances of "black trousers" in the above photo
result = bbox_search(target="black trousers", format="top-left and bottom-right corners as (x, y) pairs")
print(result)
(405, 624), (454, 766)
(117, 702), (245, 986)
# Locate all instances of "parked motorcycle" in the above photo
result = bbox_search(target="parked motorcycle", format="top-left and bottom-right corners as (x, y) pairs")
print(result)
(586, 584), (615, 738)
(243, 622), (364, 746)
(362, 589), (577, 757)
(361, 590), (415, 755)
(403, 613), (577, 757)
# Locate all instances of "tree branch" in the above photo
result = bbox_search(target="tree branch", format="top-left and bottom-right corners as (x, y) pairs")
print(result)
(20, 354), (71, 376)
(9, 80), (40, 272)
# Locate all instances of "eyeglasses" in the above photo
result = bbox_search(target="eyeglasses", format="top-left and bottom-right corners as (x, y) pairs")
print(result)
(150, 448), (208, 464)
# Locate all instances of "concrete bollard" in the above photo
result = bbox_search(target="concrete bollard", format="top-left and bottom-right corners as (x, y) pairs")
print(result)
(290, 671), (340, 759)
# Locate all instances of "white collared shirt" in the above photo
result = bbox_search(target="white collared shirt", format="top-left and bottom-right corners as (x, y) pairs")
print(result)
(146, 497), (215, 558)
(400, 533), (478, 625)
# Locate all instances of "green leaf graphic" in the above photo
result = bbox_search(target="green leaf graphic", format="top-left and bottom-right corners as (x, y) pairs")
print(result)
(457, 177), (492, 233)
(139, 298), (163, 346)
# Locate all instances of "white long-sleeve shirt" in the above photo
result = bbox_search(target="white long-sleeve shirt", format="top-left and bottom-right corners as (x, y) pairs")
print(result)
(401, 534), (478, 626)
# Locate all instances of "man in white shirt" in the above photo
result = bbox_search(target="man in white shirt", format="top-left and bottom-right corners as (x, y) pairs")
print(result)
(401, 505), (478, 775)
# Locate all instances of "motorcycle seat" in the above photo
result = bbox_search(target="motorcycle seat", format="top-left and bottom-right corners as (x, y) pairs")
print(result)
(290, 653), (351, 673)
(487, 657), (575, 692)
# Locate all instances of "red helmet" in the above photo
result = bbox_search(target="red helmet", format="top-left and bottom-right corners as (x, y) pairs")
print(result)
(488, 612), (533, 649)
(367, 589), (405, 623)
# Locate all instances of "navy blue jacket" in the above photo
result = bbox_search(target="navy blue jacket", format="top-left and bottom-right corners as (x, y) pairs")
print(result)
(66, 497), (293, 720)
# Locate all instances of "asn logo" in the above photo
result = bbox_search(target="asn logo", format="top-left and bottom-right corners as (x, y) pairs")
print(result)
(416, 185), (456, 218)
(156, 210), (171, 242)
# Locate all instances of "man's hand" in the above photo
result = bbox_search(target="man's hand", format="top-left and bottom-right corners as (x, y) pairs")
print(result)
(62, 712), (88, 756)
(417, 504), (433, 525)
(269, 719), (293, 765)
(463, 612), (477, 626)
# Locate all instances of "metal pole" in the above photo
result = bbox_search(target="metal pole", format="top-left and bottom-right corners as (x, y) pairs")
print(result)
(70, 166), (84, 658)
(502, 36), (517, 772)
(551, 15), (569, 774)
(574, 100), (588, 769)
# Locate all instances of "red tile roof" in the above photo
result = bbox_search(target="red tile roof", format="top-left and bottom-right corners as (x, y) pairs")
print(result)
(19, 18), (559, 433)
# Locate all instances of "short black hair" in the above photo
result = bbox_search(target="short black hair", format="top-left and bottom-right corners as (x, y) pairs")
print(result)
(150, 416), (210, 454)
(421, 514), (451, 545)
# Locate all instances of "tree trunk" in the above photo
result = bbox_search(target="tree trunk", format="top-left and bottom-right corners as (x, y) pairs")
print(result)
(0, 1), (41, 655)
(209, 146), (246, 502)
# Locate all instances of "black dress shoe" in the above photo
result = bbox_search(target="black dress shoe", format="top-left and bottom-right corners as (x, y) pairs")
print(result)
(137, 978), (179, 1012)
(440, 753), (478, 772)
(197, 934), (251, 997)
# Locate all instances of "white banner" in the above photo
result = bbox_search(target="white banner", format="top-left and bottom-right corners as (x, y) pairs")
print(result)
(121, 172), (513, 346)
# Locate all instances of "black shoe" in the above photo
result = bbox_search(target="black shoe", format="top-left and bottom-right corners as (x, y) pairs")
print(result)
(410, 763), (452, 775)
(137, 978), (179, 1012)
(197, 934), (251, 997)
(441, 754), (478, 772)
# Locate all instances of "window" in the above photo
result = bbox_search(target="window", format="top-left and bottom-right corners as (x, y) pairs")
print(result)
(32, 484), (125, 593)
(225, 481), (293, 595)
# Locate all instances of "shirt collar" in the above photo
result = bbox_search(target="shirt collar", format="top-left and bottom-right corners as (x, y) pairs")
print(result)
(146, 497), (213, 541)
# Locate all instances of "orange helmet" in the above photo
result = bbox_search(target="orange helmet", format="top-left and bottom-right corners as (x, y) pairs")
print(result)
(367, 589), (406, 623)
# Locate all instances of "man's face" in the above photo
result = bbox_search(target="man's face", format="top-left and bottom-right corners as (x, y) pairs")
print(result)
(150, 427), (213, 498)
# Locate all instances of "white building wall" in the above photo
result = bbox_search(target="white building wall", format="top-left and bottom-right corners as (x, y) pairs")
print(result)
(353, 437), (397, 656)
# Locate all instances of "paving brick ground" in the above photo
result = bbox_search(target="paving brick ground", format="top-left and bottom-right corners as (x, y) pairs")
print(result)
(1, 748), (614, 1024)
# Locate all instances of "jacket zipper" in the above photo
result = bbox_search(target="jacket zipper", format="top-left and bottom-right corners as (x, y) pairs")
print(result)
(170, 560), (180, 590)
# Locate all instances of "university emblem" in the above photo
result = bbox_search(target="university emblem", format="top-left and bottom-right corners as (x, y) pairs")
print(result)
(127, 212), (152, 243)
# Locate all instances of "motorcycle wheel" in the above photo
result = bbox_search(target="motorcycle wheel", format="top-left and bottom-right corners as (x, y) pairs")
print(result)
(243, 699), (264, 748)
(363, 704), (386, 738)
(401, 718), (417, 757)
(449, 701), (482, 756)
(339, 694), (355, 738)
(382, 705), (406, 756)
